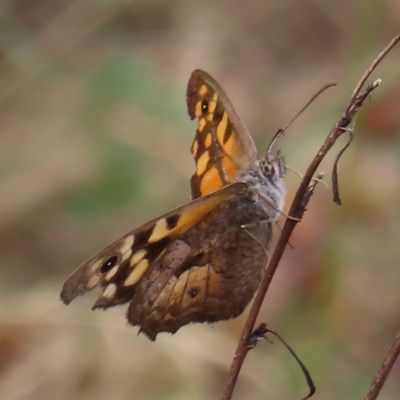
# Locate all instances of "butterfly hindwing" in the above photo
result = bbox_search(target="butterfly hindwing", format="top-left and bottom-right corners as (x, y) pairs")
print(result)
(126, 190), (273, 340)
(186, 69), (258, 199)
(60, 183), (245, 309)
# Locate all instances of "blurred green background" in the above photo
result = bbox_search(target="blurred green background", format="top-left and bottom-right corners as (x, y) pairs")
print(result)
(1, 1), (400, 399)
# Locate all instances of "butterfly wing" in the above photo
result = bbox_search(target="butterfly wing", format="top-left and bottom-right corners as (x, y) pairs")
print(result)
(127, 191), (273, 340)
(60, 183), (245, 309)
(187, 69), (258, 199)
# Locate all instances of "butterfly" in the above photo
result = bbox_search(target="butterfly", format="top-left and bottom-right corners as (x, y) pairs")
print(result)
(61, 69), (286, 341)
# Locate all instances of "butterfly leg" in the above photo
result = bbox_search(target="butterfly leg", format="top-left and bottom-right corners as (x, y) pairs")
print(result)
(254, 189), (301, 222)
(242, 228), (270, 259)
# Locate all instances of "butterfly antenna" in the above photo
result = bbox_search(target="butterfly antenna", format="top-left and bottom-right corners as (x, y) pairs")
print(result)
(267, 82), (337, 155)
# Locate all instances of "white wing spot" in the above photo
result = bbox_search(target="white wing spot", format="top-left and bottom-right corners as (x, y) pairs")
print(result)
(121, 248), (132, 262)
(105, 266), (118, 280)
(120, 235), (134, 254)
(90, 259), (102, 273)
(103, 283), (117, 298)
(87, 274), (101, 289)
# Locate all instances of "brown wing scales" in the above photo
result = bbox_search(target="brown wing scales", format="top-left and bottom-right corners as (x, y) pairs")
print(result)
(127, 195), (272, 341)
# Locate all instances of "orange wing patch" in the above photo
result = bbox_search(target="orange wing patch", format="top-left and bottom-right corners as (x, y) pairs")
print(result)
(187, 70), (258, 199)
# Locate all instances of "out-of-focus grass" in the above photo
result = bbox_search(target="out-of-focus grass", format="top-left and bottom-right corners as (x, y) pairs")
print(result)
(1, 1), (400, 399)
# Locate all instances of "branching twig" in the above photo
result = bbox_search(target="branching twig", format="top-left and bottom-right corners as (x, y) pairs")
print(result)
(221, 32), (400, 400)
(364, 326), (400, 400)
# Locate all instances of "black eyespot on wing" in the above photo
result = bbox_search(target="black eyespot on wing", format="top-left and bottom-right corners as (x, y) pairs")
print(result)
(201, 100), (208, 114)
(100, 255), (119, 273)
(188, 287), (200, 298)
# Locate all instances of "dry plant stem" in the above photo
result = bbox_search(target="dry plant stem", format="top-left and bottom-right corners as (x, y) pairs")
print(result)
(248, 324), (316, 400)
(221, 32), (400, 400)
(364, 327), (400, 400)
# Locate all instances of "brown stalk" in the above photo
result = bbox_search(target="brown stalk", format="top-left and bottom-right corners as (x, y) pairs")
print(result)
(221, 32), (400, 400)
(364, 326), (400, 400)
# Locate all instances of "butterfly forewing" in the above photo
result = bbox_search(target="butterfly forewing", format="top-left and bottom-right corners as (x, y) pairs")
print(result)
(60, 183), (245, 309)
(187, 69), (258, 199)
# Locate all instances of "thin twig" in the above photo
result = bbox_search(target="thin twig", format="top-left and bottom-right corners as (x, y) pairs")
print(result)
(332, 78), (381, 204)
(221, 32), (400, 400)
(247, 323), (316, 400)
(332, 127), (354, 205)
(364, 326), (400, 400)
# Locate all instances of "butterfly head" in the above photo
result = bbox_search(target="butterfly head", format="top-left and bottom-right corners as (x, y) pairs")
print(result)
(241, 152), (287, 221)
(260, 152), (286, 182)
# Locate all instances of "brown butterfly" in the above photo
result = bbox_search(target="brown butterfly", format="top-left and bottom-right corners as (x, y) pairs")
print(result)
(61, 70), (286, 341)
